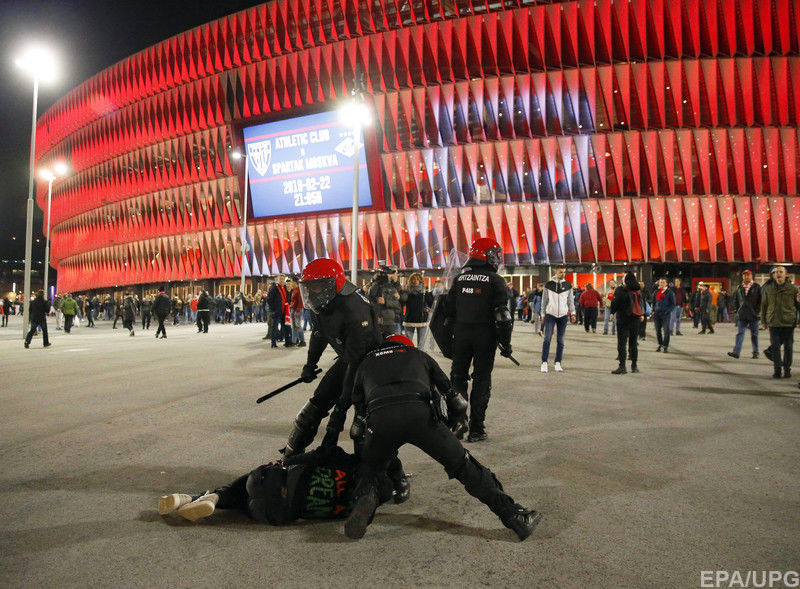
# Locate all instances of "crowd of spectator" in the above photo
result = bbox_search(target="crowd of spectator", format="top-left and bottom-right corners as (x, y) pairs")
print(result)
(6, 264), (800, 387)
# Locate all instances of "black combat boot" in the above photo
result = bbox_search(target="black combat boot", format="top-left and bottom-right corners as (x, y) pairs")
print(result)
(344, 488), (378, 540)
(391, 473), (411, 504)
(467, 429), (488, 443)
(499, 504), (543, 541)
(386, 458), (411, 504)
(611, 365), (627, 374)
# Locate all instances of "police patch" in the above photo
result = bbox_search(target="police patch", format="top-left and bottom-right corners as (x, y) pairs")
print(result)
(361, 321), (369, 327)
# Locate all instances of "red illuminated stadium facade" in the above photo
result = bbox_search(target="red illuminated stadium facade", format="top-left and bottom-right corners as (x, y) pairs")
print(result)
(34, 0), (800, 294)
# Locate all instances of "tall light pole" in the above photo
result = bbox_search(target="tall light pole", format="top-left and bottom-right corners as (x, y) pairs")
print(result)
(231, 150), (250, 295)
(40, 162), (69, 301)
(339, 89), (371, 285)
(15, 45), (57, 338)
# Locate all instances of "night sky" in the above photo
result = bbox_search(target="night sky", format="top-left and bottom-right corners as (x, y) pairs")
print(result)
(0, 0), (261, 261)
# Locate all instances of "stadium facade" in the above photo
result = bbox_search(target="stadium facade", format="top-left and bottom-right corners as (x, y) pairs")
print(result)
(34, 0), (800, 294)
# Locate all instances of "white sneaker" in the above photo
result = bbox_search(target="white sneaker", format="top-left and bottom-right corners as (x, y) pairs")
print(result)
(177, 493), (219, 521)
(554, 362), (564, 372)
(158, 493), (193, 515)
(540, 362), (548, 373)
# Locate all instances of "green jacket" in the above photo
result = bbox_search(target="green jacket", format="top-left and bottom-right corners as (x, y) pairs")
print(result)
(760, 281), (799, 327)
(60, 296), (79, 316)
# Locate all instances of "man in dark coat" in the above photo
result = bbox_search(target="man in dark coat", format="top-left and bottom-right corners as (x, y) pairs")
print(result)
(122, 293), (136, 336)
(112, 297), (124, 329)
(690, 285), (703, 328)
(267, 275), (291, 347)
(669, 277), (687, 335)
(1, 296), (11, 327)
(610, 273), (644, 374)
(728, 270), (762, 359)
(24, 290), (51, 348)
(141, 295), (153, 330)
(153, 287), (172, 339)
(652, 278), (676, 353)
(698, 283), (715, 334)
(367, 266), (403, 337)
(196, 290), (210, 333)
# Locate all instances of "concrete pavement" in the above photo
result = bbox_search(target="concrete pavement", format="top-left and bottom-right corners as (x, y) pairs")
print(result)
(0, 315), (798, 588)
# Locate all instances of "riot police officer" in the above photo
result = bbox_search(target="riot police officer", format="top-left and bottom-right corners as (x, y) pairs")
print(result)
(444, 237), (513, 442)
(284, 258), (381, 457)
(344, 334), (540, 541)
(288, 258), (410, 501)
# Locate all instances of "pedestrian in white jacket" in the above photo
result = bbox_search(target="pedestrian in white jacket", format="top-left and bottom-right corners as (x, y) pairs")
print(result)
(540, 266), (575, 373)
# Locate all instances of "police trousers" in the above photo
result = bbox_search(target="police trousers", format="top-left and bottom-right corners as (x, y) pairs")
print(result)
(450, 322), (497, 433)
(356, 402), (514, 515)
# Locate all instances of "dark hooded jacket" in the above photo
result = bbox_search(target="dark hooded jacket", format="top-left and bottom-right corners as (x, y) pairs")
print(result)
(610, 273), (644, 328)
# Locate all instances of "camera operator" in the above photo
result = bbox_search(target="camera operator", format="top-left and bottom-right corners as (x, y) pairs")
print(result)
(368, 265), (403, 337)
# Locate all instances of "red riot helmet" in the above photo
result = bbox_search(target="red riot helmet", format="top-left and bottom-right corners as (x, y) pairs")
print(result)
(386, 333), (415, 347)
(468, 237), (503, 269)
(299, 258), (346, 313)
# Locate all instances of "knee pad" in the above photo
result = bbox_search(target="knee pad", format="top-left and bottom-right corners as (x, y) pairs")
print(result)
(286, 399), (328, 453)
(449, 372), (469, 397)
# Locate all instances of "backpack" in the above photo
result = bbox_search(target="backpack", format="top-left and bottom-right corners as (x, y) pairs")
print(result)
(630, 291), (643, 317)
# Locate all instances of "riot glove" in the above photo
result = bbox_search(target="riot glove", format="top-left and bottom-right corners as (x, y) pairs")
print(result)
(446, 390), (469, 440)
(446, 391), (469, 420)
(322, 404), (347, 448)
(321, 427), (340, 448)
(300, 363), (319, 383)
(499, 343), (513, 358)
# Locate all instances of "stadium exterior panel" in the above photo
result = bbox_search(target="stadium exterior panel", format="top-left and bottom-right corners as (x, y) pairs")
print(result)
(34, 0), (800, 293)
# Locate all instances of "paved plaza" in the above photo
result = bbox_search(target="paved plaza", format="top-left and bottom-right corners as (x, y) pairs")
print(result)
(0, 316), (798, 588)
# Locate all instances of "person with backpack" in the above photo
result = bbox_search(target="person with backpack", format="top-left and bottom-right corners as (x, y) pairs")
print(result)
(609, 273), (644, 374)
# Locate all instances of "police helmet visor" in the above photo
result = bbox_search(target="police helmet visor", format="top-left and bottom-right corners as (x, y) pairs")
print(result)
(300, 277), (337, 313)
(486, 246), (502, 269)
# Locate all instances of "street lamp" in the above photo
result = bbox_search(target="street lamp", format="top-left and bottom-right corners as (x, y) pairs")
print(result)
(15, 44), (58, 338)
(40, 163), (69, 301)
(231, 150), (250, 295)
(339, 94), (371, 285)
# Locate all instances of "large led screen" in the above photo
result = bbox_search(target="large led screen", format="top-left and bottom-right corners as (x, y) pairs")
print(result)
(242, 110), (371, 218)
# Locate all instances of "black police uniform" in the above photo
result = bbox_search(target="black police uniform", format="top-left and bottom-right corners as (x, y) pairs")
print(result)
(445, 258), (511, 440)
(285, 282), (382, 455)
(344, 341), (539, 541)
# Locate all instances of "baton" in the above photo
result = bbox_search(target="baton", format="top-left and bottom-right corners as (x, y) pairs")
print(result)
(256, 368), (323, 404)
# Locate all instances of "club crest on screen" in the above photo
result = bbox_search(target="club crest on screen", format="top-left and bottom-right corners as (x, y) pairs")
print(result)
(248, 140), (273, 176)
(334, 136), (359, 159)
